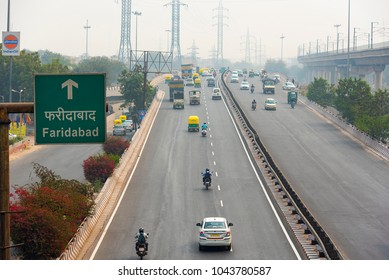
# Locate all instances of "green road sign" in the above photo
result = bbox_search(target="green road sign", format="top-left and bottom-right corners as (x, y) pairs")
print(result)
(34, 73), (106, 144)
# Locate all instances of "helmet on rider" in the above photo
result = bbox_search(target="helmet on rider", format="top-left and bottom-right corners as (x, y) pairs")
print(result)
(139, 228), (144, 234)
(252, 99), (256, 104)
(205, 168), (210, 173)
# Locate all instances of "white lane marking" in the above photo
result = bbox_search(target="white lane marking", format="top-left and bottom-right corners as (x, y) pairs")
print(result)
(220, 200), (224, 207)
(211, 142), (213, 147)
(222, 89), (302, 260)
(212, 151), (215, 156)
(213, 161), (216, 166)
(215, 171), (218, 177)
(210, 134), (212, 138)
(89, 92), (165, 260)
(218, 185), (221, 191)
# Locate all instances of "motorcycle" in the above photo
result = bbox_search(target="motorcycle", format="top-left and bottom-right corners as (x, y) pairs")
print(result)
(291, 101), (296, 109)
(201, 129), (207, 137)
(250, 87), (254, 94)
(252, 103), (257, 111)
(136, 244), (147, 260)
(203, 178), (211, 190)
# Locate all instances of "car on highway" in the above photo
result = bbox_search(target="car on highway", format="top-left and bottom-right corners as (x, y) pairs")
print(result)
(196, 217), (233, 251)
(282, 81), (296, 90)
(122, 120), (134, 132)
(230, 74), (239, 83)
(240, 81), (250, 90)
(207, 77), (216, 87)
(113, 125), (126, 136)
(264, 98), (277, 110)
(185, 78), (194, 86)
(212, 88), (222, 100)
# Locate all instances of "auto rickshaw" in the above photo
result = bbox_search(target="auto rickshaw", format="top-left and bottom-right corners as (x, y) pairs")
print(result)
(192, 73), (199, 80)
(165, 74), (172, 84)
(188, 115), (199, 132)
(194, 78), (201, 88)
(119, 115), (127, 122)
(114, 119), (122, 126)
(287, 91), (298, 104)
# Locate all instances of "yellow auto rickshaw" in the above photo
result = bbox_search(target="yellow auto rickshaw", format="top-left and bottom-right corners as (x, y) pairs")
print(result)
(192, 72), (199, 80)
(114, 119), (122, 126)
(165, 74), (172, 84)
(194, 78), (201, 88)
(188, 115), (199, 132)
(119, 115), (127, 122)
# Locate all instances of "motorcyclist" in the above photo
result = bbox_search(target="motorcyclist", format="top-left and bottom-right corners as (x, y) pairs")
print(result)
(201, 122), (208, 131)
(202, 168), (212, 185)
(135, 228), (149, 251)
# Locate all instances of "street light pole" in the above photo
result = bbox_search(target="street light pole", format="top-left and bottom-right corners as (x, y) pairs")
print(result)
(371, 22), (379, 49)
(7, 0), (13, 103)
(353, 27), (359, 51)
(11, 89), (24, 102)
(334, 24), (341, 53)
(280, 34), (285, 62)
(165, 29), (171, 52)
(132, 11), (142, 53)
(347, 0), (351, 78)
(84, 20), (91, 58)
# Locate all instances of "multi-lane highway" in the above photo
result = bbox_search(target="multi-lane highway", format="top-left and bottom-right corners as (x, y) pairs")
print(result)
(10, 74), (389, 260)
(88, 78), (300, 260)
(226, 74), (389, 259)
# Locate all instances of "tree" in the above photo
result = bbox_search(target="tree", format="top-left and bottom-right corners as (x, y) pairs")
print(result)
(334, 78), (372, 123)
(307, 77), (335, 107)
(117, 69), (155, 110)
(10, 164), (94, 259)
(73, 56), (126, 85)
(370, 89), (389, 117)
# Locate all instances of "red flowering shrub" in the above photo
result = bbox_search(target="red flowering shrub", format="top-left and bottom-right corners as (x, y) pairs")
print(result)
(10, 164), (94, 259)
(103, 136), (130, 156)
(83, 154), (115, 183)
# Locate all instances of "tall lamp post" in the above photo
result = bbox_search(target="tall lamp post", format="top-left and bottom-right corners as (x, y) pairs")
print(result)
(11, 88), (24, 102)
(371, 22), (379, 49)
(280, 34), (285, 62)
(165, 29), (171, 52)
(84, 20), (91, 58)
(334, 24), (341, 53)
(347, 0), (351, 78)
(132, 11), (142, 53)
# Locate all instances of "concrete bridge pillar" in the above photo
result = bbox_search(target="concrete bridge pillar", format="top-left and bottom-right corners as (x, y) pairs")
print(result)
(373, 65), (385, 90)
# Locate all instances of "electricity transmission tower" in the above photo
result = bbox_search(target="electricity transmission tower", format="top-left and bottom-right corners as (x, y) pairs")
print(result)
(241, 29), (256, 64)
(188, 40), (199, 65)
(213, 0), (228, 67)
(165, 0), (187, 68)
(118, 0), (132, 66)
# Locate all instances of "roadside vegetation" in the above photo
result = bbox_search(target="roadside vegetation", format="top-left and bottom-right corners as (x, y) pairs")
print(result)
(307, 77), (389, 142)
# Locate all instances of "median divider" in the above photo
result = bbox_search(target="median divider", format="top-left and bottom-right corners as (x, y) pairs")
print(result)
(58, 87), (165, 260)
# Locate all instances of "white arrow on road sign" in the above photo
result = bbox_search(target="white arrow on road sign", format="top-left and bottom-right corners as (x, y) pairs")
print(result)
(61, 79), (78, 100)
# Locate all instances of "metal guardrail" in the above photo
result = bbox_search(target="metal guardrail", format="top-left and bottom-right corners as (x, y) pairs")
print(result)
(219, 71), (342, 260)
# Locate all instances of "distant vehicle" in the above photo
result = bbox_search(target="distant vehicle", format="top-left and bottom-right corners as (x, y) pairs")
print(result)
(207, 78), (216, 87)
(230, 74), (239, 83)
(237, 70), (243, 77)
(231, 71), (238, 76)
(264, 98), (277, 110)
(122, 120), (134, 132)
(185, 78), (194, 86)
(113, 125), (126, 136)
(262, 78), (276, 94)
(189, 90), (201, 105)
(196, 217), (233, 251)
(212, 88), (222, 100)
(201, 71), (210, 77)
(240, 81), (250, 90)
(283, 81), (296, 90)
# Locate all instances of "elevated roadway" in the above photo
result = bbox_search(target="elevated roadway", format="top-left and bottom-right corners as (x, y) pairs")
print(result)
(227, 74), (389, 259)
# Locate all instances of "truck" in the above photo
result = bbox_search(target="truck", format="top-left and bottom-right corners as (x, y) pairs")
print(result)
(173, 91), (185, 109)
(189, 90), (201, 105)
(262, 78), (276, 94)
(181, 64), (194, 79)
(169, 79), (184, 102)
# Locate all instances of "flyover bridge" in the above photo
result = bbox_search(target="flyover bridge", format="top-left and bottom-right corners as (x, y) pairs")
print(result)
(297, 41), (389, 89)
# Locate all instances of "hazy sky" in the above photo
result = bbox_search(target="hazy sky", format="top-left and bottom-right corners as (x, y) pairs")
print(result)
(1, 0), (389, 63)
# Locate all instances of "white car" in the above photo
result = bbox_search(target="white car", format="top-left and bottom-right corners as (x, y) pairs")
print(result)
(185, 78), (194, 86)
(230, 74), (239, 83)
(265, 98), (277, 110)
(282, 81), (296, 90)
(212, 88), (222, 100)
(240, 81), (250, 90)
(196, 217), (233, 251)
(122, 120), (134, 132)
